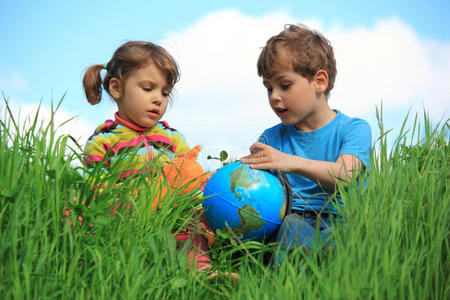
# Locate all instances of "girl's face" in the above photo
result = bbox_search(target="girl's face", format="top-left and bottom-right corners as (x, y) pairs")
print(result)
(112, 63), (171, 129)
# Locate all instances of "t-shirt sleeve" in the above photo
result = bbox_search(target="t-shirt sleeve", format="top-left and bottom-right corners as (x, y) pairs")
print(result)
(339, 118), (372, 166)
(257, 134), (269, 145)
(257, 125), (282, 147)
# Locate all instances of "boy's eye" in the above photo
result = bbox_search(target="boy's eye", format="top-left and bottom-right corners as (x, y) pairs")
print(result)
(281, 84), (291, 90)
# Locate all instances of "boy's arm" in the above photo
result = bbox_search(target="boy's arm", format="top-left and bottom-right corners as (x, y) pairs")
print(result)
(240, 142), (362, 191)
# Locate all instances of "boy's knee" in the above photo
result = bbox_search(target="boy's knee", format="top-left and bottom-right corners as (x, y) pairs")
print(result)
(280, 213), (305, 234)
(275, 213), (319, 249)
(282, 213), (299, 226)
(275, 214), (302, 245)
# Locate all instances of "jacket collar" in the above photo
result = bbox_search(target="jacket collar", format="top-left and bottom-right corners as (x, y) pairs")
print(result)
(114, 112), (151, 132)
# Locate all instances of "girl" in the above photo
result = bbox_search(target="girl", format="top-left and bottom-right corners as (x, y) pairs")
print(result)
(80, 41), (212, 271)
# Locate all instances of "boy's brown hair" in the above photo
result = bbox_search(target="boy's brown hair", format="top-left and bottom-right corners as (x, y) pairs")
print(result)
(83, 41), (180, 105)
(257, 24), (337, 96)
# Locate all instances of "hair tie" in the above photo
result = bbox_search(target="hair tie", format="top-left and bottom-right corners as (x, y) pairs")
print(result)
(102, 63), (108, 70)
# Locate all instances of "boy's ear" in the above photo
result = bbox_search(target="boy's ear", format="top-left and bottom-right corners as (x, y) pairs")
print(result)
(108, 78), (123, 99)
(314, 70), (329, 94)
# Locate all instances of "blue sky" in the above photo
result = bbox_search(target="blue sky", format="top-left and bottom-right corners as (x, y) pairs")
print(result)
(1, 0), (449, 168)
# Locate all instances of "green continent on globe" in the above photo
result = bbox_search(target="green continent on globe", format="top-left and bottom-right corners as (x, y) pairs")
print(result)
(229, 164), (260, 201)
(233, 204), (266, 235)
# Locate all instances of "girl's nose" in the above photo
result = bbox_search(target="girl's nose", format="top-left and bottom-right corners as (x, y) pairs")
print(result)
(152, 95), (162, 105)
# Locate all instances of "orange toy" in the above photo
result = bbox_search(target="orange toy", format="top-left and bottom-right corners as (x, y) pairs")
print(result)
(151, 145), (211, 209)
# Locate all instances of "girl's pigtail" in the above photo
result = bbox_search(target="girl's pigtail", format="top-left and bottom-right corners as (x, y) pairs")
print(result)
(82, 64), (104, 105)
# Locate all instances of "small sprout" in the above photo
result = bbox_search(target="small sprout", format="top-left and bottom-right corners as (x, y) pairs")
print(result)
(220, 150), (228, 161)
(207, 150), (229, 167)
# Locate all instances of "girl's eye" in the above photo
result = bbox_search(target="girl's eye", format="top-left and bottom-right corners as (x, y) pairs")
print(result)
(143, 87), (152, 92)
(266, 87), (273, 95)
(162, 90), (171, 97)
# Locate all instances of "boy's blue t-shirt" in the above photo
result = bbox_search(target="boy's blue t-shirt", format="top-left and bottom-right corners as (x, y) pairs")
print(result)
(258, 110), (372, 213)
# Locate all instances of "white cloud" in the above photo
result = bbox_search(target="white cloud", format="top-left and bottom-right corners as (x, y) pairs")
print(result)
(0, 70), (28, 91)
(329, 17), (447, 119)
(0, 98), (94, 152)
(159, 10), (449, 166)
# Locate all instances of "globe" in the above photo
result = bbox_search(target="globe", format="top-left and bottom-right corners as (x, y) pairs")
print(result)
(203, 161), (287, 242)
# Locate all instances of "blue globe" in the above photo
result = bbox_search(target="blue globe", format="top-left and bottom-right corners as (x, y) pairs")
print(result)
(203, 162), (287, 242)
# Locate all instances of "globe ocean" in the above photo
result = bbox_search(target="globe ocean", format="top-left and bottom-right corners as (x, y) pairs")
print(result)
(203, 162), (287, 242)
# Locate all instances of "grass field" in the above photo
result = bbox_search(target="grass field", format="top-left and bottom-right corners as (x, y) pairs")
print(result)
(0, 99), (448, 299)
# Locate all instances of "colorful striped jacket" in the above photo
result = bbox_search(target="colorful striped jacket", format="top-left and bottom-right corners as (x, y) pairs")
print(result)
(84, 112), (190, 177)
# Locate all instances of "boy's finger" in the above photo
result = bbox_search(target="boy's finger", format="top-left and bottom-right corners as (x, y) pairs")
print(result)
(239, 155), (254, 163)
(249, 142), (267, 153)
(241, 152), (268, 164)
(248, 162), (272, 170)
(240, 156), (255, 164)
(241, 149), (264, 160)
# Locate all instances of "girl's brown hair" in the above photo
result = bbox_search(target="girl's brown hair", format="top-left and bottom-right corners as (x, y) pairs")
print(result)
(257, 24), (337, 96)
(82, 41), (180, 104)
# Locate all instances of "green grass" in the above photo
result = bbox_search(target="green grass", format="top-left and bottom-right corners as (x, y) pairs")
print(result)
(0, 98), (448, 299)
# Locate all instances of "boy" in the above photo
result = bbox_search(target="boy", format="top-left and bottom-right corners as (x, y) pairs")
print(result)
(240, 24), (371, 265)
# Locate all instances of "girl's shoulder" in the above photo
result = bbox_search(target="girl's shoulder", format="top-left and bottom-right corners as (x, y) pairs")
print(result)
(155, 120), (179, 132)
(158, 120), (171, 130)
(87, 119), (117, 140)
(148, 121), (189, 154)
(87, 119), (140, 144)
(149, 121), (184, 136)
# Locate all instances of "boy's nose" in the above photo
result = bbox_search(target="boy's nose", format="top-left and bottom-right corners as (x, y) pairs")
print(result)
(270, 90), (282, 102)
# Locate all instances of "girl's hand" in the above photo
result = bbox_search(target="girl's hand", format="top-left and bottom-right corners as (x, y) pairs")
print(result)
(240, 142), (299, 173)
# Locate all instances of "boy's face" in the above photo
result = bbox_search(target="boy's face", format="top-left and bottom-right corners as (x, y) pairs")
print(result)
(262, 66), (320, 131)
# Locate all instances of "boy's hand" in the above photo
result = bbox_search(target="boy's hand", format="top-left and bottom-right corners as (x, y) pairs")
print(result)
(240, 142), (298, 173)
